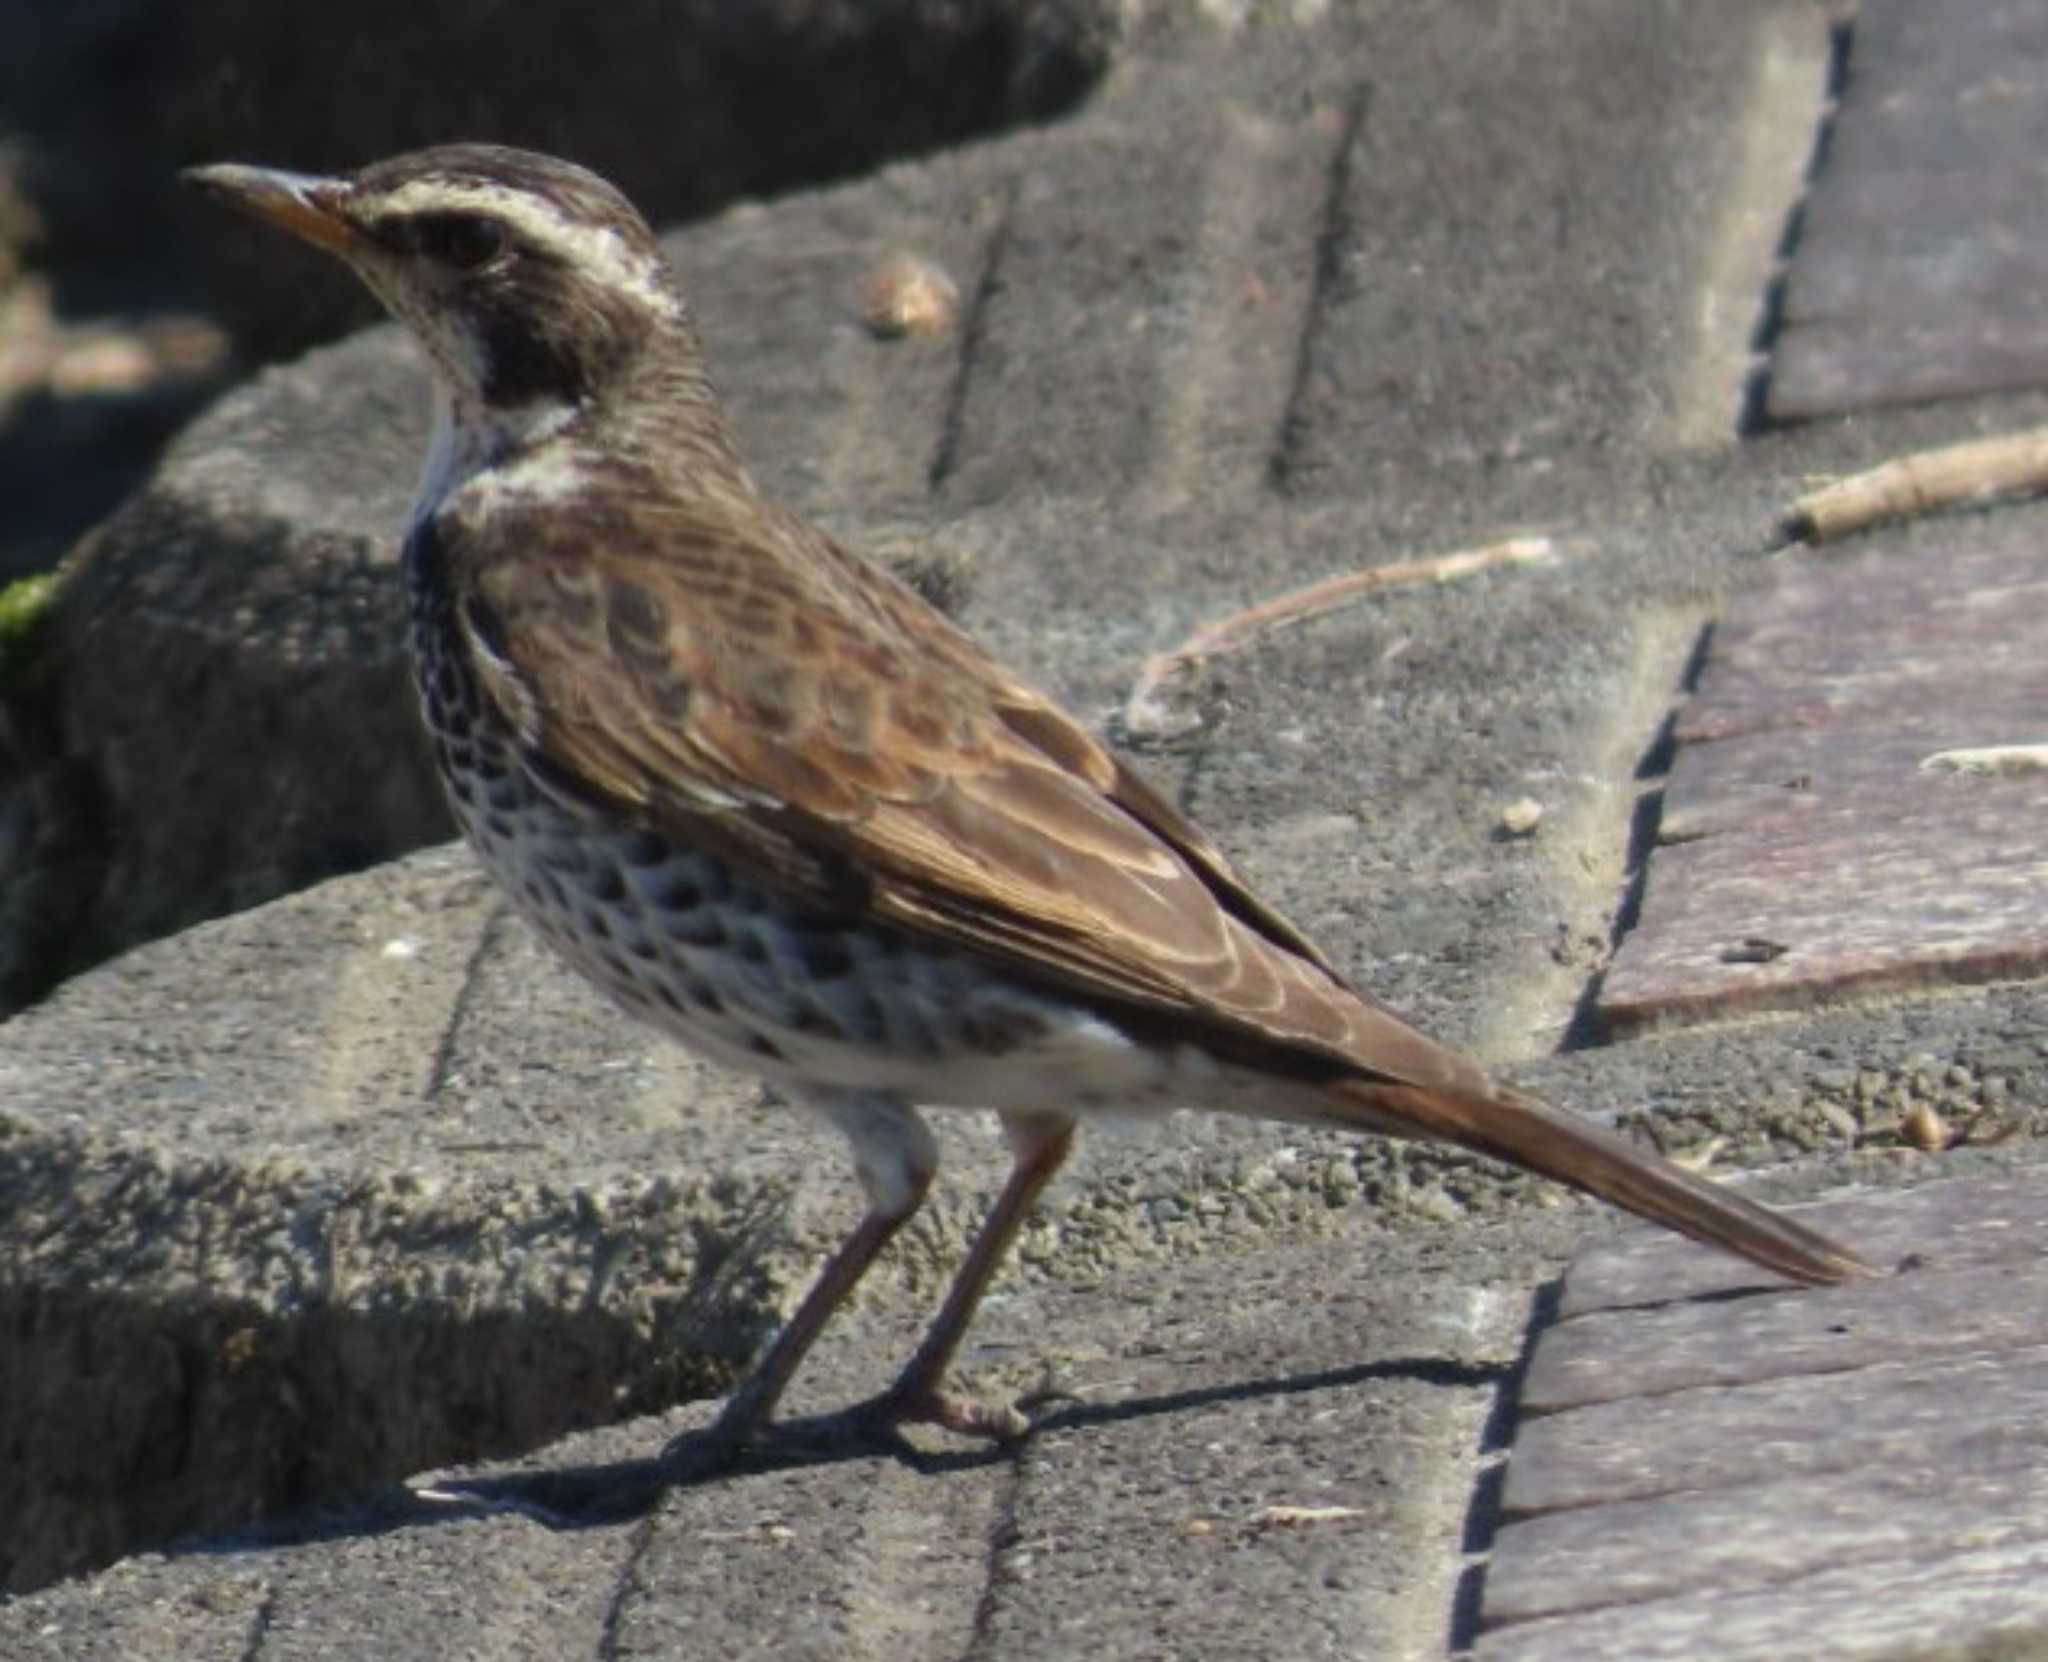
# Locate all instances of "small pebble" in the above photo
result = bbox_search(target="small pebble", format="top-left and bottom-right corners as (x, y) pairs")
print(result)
(1901, 1102), (1952, 1152)
(859, 253), (959, 338)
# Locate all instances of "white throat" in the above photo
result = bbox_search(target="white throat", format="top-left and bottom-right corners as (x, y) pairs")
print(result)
(407, 388), (580, 529)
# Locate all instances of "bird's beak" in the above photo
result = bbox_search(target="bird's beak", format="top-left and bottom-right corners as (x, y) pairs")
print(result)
(183, 163), (360, 256)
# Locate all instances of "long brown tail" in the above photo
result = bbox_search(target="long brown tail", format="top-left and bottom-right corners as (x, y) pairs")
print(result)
(1329, 1078), (1879, 1287)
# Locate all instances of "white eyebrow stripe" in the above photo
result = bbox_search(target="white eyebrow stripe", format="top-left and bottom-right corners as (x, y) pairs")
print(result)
(374, 177), (683, 320)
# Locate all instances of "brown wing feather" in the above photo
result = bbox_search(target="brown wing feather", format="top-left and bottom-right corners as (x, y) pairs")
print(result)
(445, 489), (1474, 1095)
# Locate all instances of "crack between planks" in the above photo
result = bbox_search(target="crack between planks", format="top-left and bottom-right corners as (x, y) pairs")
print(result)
(421, 898), (517, 1105)
(956, 1448), (1030, 1662)
(1738, 13), (1855, 435)
(1267, 81), (1370, 493)
(927, 178), (1020, 495)
(594, 1511), (661, 1662)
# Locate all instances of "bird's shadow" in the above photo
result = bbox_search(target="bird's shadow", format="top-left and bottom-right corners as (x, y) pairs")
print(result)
(180, 1352), (1511, 1552)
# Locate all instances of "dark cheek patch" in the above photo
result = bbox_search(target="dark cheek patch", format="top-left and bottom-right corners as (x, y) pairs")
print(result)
(479, 307), (573, 406)
(474, 267), (640, 408)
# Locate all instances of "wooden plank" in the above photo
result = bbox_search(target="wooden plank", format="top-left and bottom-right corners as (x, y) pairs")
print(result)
(1599, 534), (2048, 1034)
(1554, 1175), (2048, 1319)
(1521, 1253), (2048, 1416)
(1477, 1172), (2048, 1659)
(1502, 1343), (2048, 1517)
(1472, 1538), (2048, 1662)
(1486, 1440), (2048, 1624)
(1762, 0), (2048, 420)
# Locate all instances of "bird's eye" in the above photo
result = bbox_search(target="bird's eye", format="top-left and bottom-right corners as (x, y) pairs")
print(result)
(412, 213), (507, 270)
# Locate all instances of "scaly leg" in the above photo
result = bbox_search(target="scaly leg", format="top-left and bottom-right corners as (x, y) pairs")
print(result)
(850, 1108), (1076, 1440)
(661, 1089), (938, 1471)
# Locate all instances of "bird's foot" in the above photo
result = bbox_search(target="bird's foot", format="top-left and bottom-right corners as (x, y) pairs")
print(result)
(799, 1367), (1074, 1450)
(856, 1382), (1033, 1442)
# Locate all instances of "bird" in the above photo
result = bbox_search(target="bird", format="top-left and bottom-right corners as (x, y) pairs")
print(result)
(187, 144), (1877, 1486)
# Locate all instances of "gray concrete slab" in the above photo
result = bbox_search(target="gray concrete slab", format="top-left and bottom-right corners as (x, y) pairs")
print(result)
(2, 1226), (1543, 1661)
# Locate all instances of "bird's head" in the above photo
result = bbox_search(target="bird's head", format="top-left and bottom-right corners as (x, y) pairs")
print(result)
(187, 144), (687, 421)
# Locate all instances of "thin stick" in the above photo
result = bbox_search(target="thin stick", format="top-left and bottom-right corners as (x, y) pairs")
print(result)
(1122, 535), (1558, 740)
(1784, 428), (2048, 543)
(1919, 744), (2048, 777)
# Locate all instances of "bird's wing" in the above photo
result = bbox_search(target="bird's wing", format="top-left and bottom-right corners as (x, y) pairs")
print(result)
(435, 493), (1478, 1093)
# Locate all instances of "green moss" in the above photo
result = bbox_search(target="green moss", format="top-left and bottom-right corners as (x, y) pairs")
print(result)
(0, 571), (56, 648)
(0, 572), (57, 685)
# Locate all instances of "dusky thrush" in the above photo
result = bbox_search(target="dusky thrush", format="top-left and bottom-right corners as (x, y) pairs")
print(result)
(188, 144), (1876, 1484)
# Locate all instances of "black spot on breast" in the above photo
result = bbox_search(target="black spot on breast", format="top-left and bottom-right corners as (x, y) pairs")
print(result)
(892, 1009), (941, 1059)
(746, 1032), (783, 1061)
(789, 1004), (839, 1038)
(650, 871), (702, 913)
(617, 830), (672, 868)
(960, 1005), (1051, 1055)
(671, 911), (727, 949)
(433, 660), (463, 710)
(796, 934), (854, 981)
(845, 990), (889, 1045)
(538, 840), (589, 876)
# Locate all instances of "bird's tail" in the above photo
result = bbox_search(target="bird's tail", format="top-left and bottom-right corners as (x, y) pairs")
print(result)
(1325, 1077), (1878, 1287)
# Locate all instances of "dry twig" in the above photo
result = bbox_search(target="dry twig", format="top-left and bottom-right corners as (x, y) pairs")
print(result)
(1784, 428), (2048, 542)
(1919, 744), (2048, 777)
(1251, 1504), (1369, 1529)
(1122, 535), (1559, 741)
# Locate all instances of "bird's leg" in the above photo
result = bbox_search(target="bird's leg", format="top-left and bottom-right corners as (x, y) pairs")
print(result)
(667, 1104), (1073, 1473)
(684, 1201), (921, 1457)
(848, 1108), (1076, 1441)
(412, 1169), (935, 1522)
(662, 1091), (938, 1472)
